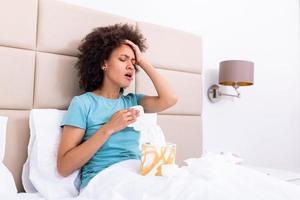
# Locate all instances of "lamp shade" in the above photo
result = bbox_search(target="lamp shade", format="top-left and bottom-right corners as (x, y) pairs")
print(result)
(219, 60), (254, 87)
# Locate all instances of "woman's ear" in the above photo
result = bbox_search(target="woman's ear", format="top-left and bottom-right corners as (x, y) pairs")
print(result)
(102, 61), (108, 71)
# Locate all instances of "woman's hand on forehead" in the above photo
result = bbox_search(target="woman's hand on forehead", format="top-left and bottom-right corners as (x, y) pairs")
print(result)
(122, 40), (144, 64)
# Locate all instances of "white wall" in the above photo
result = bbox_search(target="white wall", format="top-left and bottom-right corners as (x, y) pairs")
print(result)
(62, 0), (300, 170)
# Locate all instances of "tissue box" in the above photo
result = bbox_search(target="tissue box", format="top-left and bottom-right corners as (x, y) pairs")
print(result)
(140, 143), (176, 176)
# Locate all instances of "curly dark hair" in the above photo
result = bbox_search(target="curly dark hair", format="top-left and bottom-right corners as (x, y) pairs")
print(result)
(75, 23), (147, 92)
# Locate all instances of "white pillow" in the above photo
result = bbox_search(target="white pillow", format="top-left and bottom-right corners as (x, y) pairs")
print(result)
(0, 163), (17, 195)
(0, 116), (17, 195)
(23, 109), (79, 199)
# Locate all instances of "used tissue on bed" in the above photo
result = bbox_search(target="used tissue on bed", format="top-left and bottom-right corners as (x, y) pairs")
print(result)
(128, 105), (177, 176)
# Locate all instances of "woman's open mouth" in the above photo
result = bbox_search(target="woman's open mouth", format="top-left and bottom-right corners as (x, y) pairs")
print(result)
(125, 73), (133, 81)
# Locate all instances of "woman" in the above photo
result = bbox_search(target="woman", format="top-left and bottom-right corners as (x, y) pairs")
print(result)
(57, 24), (178, 189)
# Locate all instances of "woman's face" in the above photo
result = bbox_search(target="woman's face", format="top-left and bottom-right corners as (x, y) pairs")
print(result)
(103, 44), (136, 88)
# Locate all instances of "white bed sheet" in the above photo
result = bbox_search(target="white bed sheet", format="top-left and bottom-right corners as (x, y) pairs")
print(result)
(78, 155), (300, 200)
(4, 154), (300, 200)
(289, 179), (300, 186)
(244, 165), (300, 186)
(0, 193), (44, 200)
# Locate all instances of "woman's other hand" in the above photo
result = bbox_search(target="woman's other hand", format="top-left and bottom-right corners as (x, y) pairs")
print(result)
(103, 109), (139, 135)
(123, 39), (146, 65)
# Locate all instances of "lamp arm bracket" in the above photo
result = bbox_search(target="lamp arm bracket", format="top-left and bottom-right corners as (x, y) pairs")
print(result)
(208, 84), (240, 103)
(219, 87), (240, 98)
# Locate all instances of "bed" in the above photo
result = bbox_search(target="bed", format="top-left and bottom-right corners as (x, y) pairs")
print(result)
(0, 0), (202, 194)
(1, 0), (299, 199)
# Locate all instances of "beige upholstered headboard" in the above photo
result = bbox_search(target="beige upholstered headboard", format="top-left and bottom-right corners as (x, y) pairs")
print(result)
(0, 0), (202, 192)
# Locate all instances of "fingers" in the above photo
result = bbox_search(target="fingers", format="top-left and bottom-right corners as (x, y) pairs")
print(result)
(124, 109), (139, 116)
(125, 116), (137, 126)
(122, 40), (139, 50)
(122, 40), (143, 64)
(121, 39), (131, 46)
(126, 110), (139, 118)
(127, 119), (137, 125)
(123, 39), (135, 46)
(123, 109), (139, 124)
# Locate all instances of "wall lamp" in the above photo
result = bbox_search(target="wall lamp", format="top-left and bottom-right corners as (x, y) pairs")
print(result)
(208, 60), (254, 103)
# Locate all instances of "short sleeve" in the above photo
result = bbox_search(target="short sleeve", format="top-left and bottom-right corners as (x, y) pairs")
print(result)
(135, 93), (145, 105)
(60, 96), (87, 130)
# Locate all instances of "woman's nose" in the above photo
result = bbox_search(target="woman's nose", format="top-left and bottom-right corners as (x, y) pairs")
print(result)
(127, 61), (135, 70)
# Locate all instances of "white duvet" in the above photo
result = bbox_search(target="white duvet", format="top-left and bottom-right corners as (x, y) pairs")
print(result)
(78, 154), (300, 200)
(3, 154), (300, 200)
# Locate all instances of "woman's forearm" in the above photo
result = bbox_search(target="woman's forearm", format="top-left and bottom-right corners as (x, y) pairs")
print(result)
(139, 59), (178, 105)
(123, 39), (177, 108)
(57, 126), (112, 176)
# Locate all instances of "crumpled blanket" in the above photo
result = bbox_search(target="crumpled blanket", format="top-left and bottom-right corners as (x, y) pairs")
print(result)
(78, 153), (300, 200)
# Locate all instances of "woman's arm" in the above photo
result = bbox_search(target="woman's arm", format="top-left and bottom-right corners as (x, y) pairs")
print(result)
(138, 59), (178, 113)
(124, 40), (178, 113)
(57, 125), (112, 177)
(57, 109), (139, 176)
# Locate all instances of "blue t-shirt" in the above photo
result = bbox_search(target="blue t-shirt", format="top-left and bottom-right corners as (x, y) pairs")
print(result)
(61, 92), (144, 188)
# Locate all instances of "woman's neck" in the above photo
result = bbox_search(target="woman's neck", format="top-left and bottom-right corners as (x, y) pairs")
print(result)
(93, 88), (120, 99)
(94, 75), (122, 99)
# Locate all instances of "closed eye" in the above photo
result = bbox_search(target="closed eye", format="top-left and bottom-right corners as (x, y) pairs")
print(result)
(119, 57), (126, 62)
(119, 56), (138, 71)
